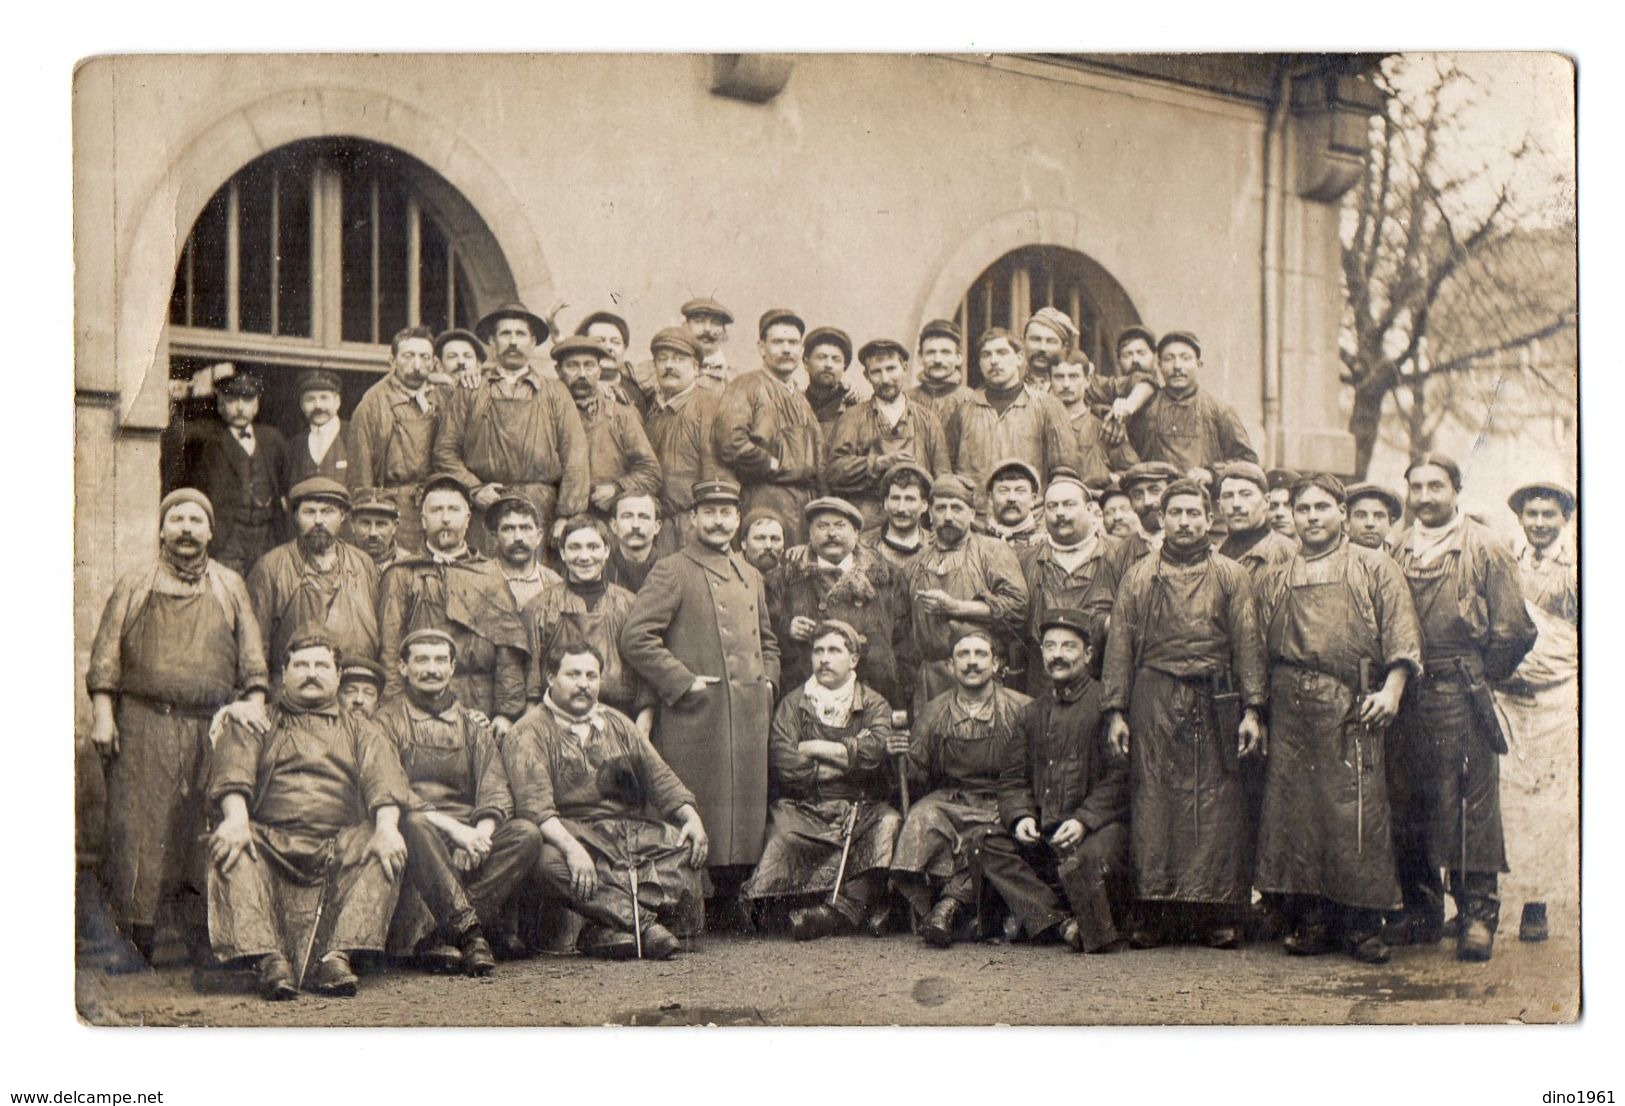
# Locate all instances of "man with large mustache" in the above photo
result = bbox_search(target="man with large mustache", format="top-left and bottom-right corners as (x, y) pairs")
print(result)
(246, 478), (380, 675)
(376, 474), (529, 737)
(641, 328), (725, 557)
(552, 336), (663, 520)
(87, 488), (271, 969)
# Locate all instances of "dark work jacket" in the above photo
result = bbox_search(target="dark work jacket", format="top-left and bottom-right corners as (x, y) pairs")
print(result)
(998, 678), (1129, 834)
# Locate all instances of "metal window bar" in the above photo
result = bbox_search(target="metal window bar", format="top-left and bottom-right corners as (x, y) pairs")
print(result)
(225, 181), (240, 333)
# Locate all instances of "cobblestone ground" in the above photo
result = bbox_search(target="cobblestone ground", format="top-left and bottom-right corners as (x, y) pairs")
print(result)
(76, 919), (1579, 1028)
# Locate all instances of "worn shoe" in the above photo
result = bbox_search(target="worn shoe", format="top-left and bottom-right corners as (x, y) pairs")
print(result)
(789, 904), (843, 942)
(641, 923), (681, 961)
(1346, 934), (1392, 965)
(1386, 912), (1443, 947)
(1457, 918), (1495, 962)
(920, 898), (961, 949)
(1519, 902), (1549, 942)
(257, 953), (298, 1001)
(417, 941), (463, 975)
(311, 952), (359, 997)
(1059, 918), (1085, 952)
(580, 924), (640, 961)
(861, 904), (891, 938)
(1205, 925), (1242, 950)
(1283, 925), (1337, 957)
(706, 895), (756, 936)
(460, 932), (497, 977)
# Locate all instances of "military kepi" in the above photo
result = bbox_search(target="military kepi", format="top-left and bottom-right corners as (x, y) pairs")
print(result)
(691, 478), (743, 506)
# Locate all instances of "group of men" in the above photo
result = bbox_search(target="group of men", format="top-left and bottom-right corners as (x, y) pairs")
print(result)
(87, 294), (1577, 1002)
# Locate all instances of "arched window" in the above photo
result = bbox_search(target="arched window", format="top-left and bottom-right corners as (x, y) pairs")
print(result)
(954, 245), (1141, 387)
(165, 137), (513, 434)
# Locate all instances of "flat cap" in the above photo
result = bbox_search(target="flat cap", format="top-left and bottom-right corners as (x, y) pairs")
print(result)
(1115, 325), (1157, 352)
(1037, 607), (1093, 639)
(803, 496), (865, 530)
(1156, 330), (1201, 358)
(297, 369), (343, 397)
(650, 326), (701, 358)
(350, 487), (400, 518)
(434, 328), (487, 362)
(1120, 461), (1182, 490)
(680, 297), (735, 325)
(550, 335), (611, 363)
(919, 318), (963, 346)
(803, 326), (852, 363)
(810, 619), (866, 656)
(474, 301), (551, 345)
(484, 493), (540, 529)
(338, 657), (387, 689)
(931, 473), (979, 506)
(986, 457), (1041, 491)
(758, 308), (807, 339)
(858, 337), (910, 364)
(1044, 466), (1093, 498)
(288, 476), (352, 509)
(691, 478), (743, 506)
(1217, 461), (1269, 493)
(1025, 306), (1078, 343)
(160, 487), (214, 527)
(420, 472), (472, 505)
(1344, 483), (1403, 520)
(215, 370), (263, 397)
(399, 627), (459, 660)
(1507, 481), (1575, 518)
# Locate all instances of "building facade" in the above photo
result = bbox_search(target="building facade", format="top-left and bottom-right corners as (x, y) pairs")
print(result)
(73, 52), (1380, 723)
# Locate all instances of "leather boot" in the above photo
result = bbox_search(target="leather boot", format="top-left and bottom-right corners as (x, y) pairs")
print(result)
(789, 904), (843, 942)
(311, 951), (360, 996)
(920, 897), (961, 948)
(460, 928), (497, 977)
(1458, 918), (1495, 962)
(257, 953), (298, 1001)
(642, 923), (681, 961)
(1519, 902), (1549, 942)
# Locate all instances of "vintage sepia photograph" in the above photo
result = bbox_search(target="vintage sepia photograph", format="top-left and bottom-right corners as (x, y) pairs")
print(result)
(64, 45), (1581, 1044)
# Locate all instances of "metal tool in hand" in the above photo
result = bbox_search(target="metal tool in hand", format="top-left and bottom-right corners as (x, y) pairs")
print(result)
(891, 710), (912, 817)
(829, 801), (861, 907)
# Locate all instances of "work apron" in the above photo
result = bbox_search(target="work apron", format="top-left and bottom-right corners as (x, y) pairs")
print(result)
(381, 409), (438, 554)
(1258, 564), (1400, 909)
(105, 587), (236, 925)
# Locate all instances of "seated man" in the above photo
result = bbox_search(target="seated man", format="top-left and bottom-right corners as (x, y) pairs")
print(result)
(504, 641), (709, 960)
(204, 635), (412, 1001)
(998, 610), (1131, 954)
(375, 629), (543, 976)
(889, 629), (1076, 950)
(743, 621), (903, 941)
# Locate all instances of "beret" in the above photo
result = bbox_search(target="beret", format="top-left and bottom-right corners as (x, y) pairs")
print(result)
(1217, 461), (1269, 494)
(1507, 481), (1574, 518)
(858, 337), (910, 364)
(758, 308), (807, 339)
(288, 476), (352, 509)
(297, 369), (343, 397)
(551, 335), (611, 362)
(1156, 330), (1201, 358)
(400, 627), (458, 661)
(810, 618), (866, 656)
(803, 496), (865, 530)
(692, 478), (743, 506)
(680, 298), (734, 325)
(985, 457), (1041, 492)
(433, 328), (486, 362)
(474, 301), (551, 345)
(803, 326), (853, 362)
(1115, 325), (1157, 351)
(160, 487), (214, 527)
(650, 326), (701, 358)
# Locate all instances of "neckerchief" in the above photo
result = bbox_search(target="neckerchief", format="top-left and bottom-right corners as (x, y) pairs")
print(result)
(802, 672), (858, 727)
(1409, 510), (1464, 567)
(159, 544), (209, 585)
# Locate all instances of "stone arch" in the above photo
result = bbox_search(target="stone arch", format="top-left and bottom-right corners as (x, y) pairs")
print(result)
(912, 206), (1145, 374)
(115, 86), (551, 430)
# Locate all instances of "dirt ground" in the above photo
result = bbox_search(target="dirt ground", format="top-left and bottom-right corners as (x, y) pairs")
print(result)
(76, 917), (1580, 1028)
